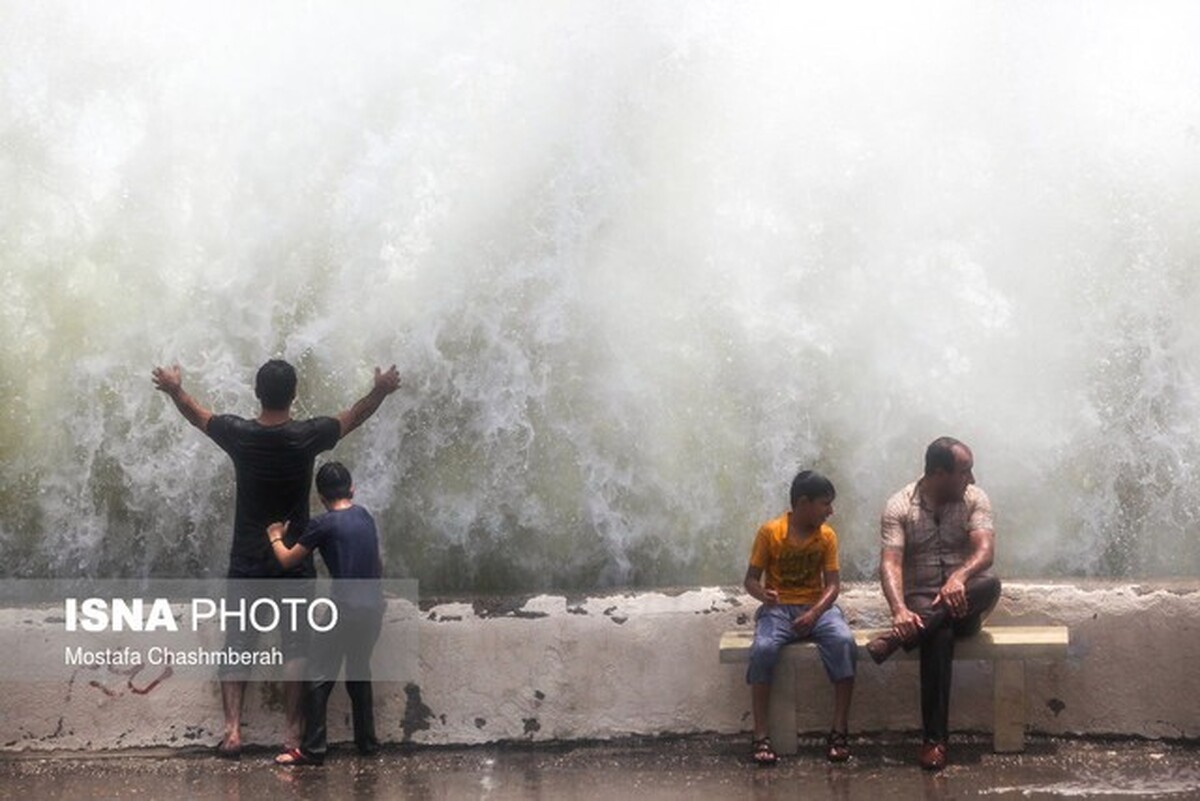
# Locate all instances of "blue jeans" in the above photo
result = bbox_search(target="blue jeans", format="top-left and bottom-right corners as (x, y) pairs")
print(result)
(746, 604), (857, 685)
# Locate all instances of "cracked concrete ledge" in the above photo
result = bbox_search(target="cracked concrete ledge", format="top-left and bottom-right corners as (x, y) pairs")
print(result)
(2, 581), (1198, 752)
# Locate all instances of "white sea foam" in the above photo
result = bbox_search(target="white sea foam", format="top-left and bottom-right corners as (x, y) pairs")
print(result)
(2, 2), (1200, 587)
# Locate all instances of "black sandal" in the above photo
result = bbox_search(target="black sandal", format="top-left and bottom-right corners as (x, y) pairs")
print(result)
(826, 729), (851, 762)
(752, 736), (778, 766)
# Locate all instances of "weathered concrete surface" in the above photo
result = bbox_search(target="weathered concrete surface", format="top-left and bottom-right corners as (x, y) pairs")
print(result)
(3, 735), (1200, 801)
(2, 581), (1198, 752)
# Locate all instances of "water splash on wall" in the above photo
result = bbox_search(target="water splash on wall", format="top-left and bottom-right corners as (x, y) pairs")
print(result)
(3, 2), (1200, 588)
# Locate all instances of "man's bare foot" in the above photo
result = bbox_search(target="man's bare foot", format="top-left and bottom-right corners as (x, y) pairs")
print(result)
(216, 734), (242, 760)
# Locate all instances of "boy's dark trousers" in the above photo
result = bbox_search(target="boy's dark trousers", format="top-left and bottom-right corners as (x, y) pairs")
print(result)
(905, 575), (1002, 744)
(302, 605), (384, 757)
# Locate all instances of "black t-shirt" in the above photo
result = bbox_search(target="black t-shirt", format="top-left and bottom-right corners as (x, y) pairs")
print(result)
(207, 414), (340, 575)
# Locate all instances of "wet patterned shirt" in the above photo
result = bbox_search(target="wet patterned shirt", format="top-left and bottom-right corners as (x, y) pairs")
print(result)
(880, 480), (995, 594)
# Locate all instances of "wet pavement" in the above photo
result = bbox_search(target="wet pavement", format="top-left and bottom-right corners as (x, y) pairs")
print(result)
(2, 734), (1199, 801)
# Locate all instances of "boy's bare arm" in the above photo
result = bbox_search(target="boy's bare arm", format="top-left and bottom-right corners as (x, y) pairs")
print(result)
(337, 365), (401, 439)
(744, 566), (779, 604)
(152, 365), (213, 432)
(266, 521), (311, 570)
(793, 569), (840, 635)
(810, 569), (840, 617)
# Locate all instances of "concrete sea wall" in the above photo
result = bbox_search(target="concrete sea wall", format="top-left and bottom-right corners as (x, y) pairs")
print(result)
(3, 581), (1198, 751)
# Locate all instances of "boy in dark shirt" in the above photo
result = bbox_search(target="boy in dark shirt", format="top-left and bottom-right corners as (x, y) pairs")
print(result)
(266, 461), (385, 765)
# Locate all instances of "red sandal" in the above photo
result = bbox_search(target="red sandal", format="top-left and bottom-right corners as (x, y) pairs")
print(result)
(274, 747), (322, 766)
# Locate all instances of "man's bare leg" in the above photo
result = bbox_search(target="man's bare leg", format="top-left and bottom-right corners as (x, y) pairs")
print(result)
(283, 658), (306, 750)
(220, 679), (245, 753)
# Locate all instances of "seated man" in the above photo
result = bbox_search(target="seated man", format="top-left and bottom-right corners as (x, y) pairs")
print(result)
(868, 436), (1001, 771)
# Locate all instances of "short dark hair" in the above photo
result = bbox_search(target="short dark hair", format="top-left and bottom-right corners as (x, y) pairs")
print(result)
(790, 470), (836, 506)
(925, 436), (965, 475)
(255, 359), (297, 410)
(316, 461), (353, 501)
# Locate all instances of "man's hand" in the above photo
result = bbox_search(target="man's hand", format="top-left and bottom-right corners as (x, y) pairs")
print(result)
(891, 605), (925, 642)
(762, 588), (780, 605)
(933, 575), (969, 618)
(152, 364), (213, 431)
(151, 365), (183, 396)
(338, 365), (401, 439)
(792, 608), (819, 637)
(373, 365), (400, 395)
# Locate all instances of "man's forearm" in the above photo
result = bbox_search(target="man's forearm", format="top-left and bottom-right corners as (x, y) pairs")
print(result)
(166, 388), (211, 432)
(947, 532), (994, 585)
(338, 365), (401, 438)
(880, 552), (908, 615)
(152, 366), (211, 431)
(948, 553), (991, 584)
(338, 387), (390, 438)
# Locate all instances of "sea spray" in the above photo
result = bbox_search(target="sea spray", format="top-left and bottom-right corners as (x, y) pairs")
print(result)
(2, 2), (1199, 587)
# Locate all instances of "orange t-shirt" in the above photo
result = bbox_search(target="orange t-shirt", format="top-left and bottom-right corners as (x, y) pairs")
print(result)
(748, 512), (840, 606)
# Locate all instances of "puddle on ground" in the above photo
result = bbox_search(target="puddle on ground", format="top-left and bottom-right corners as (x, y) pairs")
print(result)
(2, 735), (1198, 801)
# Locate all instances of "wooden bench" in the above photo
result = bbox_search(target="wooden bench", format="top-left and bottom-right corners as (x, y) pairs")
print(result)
(719, 625), (1069, 755)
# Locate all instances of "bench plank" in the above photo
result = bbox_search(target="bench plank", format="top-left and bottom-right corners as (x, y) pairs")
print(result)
(720, 625), (1068, 663)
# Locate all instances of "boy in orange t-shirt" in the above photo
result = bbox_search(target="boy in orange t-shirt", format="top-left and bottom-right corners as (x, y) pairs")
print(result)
(744, 470), (857, 766)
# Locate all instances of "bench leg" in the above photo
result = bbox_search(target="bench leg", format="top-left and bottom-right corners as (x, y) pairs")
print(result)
(993, 659), (1026, 753)
(767, 650), (798, 755)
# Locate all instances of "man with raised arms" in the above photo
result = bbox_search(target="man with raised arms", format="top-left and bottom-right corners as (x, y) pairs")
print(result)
(152, 358), (399, 759)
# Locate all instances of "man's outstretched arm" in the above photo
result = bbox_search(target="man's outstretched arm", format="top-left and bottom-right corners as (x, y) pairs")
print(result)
(337, 365), (400, 439)
(152, 365), (213, 432)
